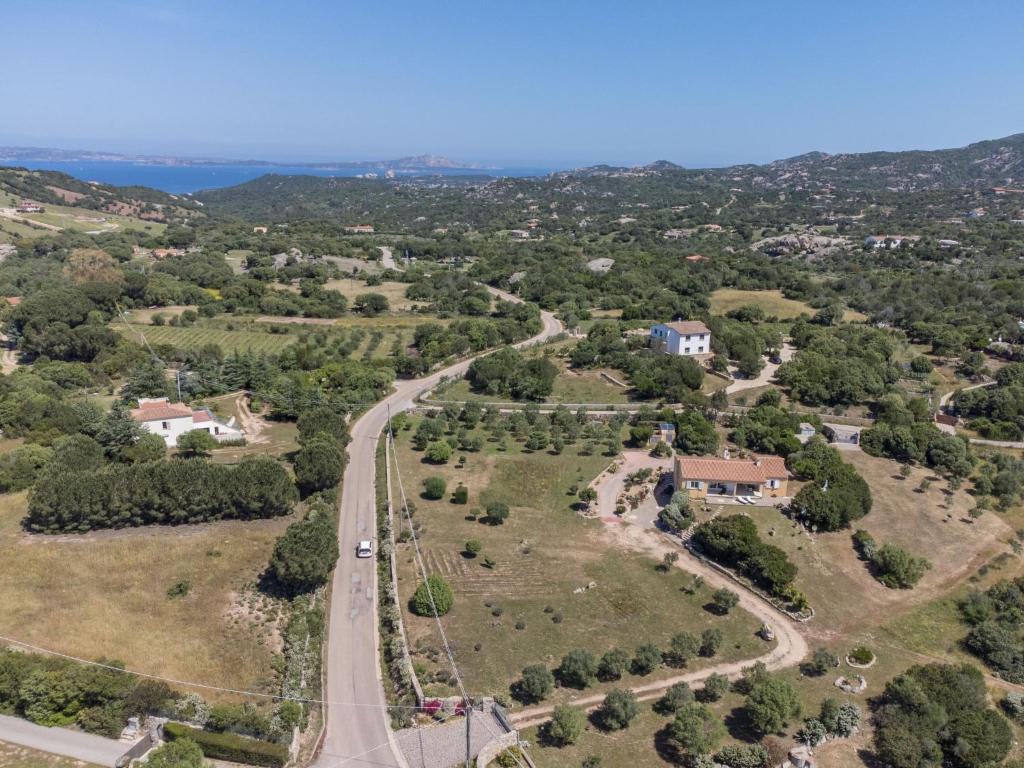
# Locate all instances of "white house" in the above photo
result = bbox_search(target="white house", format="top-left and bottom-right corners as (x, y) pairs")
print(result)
(864, 235), (919, 249)
(130, 397), (243, 447)
(650, 320), (712, 357)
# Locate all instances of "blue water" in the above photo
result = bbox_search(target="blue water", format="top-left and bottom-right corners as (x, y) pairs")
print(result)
(7, 160), (552, 194)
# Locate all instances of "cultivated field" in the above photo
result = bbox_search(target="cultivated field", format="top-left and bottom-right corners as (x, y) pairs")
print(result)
(115, 312), (437, 360)
(391, 419), (768, 702)
(0, 492), (292, 694)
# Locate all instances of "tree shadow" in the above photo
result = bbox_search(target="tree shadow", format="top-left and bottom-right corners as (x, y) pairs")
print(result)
(722, 705), (762, 743)
(653, 723), (684, 765)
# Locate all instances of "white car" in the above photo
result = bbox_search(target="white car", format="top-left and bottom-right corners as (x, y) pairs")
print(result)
(356, 540), (373, 558)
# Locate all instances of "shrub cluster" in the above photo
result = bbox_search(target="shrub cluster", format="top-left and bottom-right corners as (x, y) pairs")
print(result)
(25, 456), (297, 533)
(163, 722), (288, 767)
(691, 515), (797, 596)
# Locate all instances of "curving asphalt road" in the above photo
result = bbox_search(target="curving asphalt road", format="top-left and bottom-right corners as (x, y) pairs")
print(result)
(315, 289), (562, 768)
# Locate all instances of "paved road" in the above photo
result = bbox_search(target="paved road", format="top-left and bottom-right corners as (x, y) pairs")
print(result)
(0, 715), (124, 766)
(379, 245), (399, 271)
(315, 290), (561, 768)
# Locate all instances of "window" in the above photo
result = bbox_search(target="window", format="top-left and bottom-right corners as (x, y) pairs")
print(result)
(687, 480), (702, 490)
(161, 421), (169, 430)
(684, 348), (691, 354)
(214, 426), (220, 435)
(767, 479), (780, 489)
(697, 346), (705, 352)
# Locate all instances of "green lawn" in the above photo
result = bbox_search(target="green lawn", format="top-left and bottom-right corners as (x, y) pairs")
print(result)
(391, 419), (768, 703)
(115, 321), (299, 355)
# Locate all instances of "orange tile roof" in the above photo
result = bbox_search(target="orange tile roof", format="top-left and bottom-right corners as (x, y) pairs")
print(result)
(662, 320), (710, 335)
(675, 455), (788, 483)
(130, 399), (192, 422)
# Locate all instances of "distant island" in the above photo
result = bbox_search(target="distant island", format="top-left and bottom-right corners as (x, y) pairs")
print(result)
(0, 146), (491, 172)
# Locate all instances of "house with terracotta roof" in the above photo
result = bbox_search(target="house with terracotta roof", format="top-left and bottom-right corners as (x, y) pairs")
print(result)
(650, 320), (711, 357)
(130, 397), (243, 447)
(673, 454), (789, 499)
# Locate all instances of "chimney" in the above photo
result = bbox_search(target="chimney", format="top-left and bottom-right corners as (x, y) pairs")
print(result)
(754, 459), (761, 467)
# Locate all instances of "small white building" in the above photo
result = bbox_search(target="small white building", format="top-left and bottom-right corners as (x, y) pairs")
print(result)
(650, 320), (711, 357)
(864, 235), (919, 249)
(130, 397), (243, 447)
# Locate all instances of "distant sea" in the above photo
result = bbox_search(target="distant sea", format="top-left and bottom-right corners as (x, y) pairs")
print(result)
(7, 160), (552, 194)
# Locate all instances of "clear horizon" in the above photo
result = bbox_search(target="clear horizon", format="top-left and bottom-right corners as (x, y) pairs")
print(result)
(2, 0), (1023, 168)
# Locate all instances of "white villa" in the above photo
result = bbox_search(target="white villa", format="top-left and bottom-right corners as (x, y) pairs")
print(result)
(650, 320), (712, 357)
(130, 397), (243, 447)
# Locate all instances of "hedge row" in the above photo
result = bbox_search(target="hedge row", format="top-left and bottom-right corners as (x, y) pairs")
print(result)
(163, 721), (288, 767)
(25, 456), (297, 533)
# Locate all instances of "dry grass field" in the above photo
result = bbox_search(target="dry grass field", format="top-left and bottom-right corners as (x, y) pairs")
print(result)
(391, 420), (768, 703)
(0, 742), (98, 768)
(0, 492), (292, 695)
(709, 289), (866, 323)
(320, 278), (425, 312)
(736, 450), (1009, 639)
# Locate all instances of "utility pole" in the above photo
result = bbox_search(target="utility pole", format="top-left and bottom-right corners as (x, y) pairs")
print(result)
(464, 702), (471, 768)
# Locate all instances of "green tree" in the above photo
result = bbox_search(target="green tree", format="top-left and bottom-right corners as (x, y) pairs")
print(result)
(666, 633), (699, 667)
(354, 292), (390, 316)
(547, 704), (585, 746)
(632, 642), (663, 675)
(422, 476), (447, 500)
(698, 673), (729, 703)
(655, 682), (694, 715)
(411, 574), (454, 617)
(674, 411), (719, 455)
(556, 650), (597, 689)
(176, 429), (219, 458)
(745, 677), (802, 735)
(699, 628), (723, 658)
(596, 689), (638, 731)
(710, 588), (739, 615)
(484, 501), (510, 525)
(597, 648), (629, 681)
(669, 702), (725, 757)
(425, 441), (453, 464)
(297, 405), (350, 446)
(516, 665), (554, 703)
(269, 507), (338, 593)
(293, 437), (344, 493)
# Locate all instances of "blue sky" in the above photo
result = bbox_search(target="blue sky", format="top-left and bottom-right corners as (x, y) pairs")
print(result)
(2, 0), (1023, 167)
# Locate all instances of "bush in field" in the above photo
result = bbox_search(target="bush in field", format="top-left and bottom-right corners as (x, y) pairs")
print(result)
(422, 476), (447, 500)
(425, 441), (453, 464)
(669, 702), (725, 757)
(595, 689), (638, 731)
(745, 678), (802, 735)
(484, 501), (510, 525)
(556, 650), (597, 689)
(597, 648), (629, 681)
(411, 574), (454, 617)
(711, 588), (739, 615)
(515, 665), (554, 703)
(546, 704), (585, 746)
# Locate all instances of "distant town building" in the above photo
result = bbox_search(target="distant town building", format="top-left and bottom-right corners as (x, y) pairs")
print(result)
(253, 226), (268, 234)
(650, 320), (711, 357)
(508, 229), (530, 240)
(130, 397), (243, 447)
(937, 239), (960, 248)
(345, 224), (375, 234)
(685, 254), (707, 262)
(151, 248), (185, 259)
(16, 201), (44, 213)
